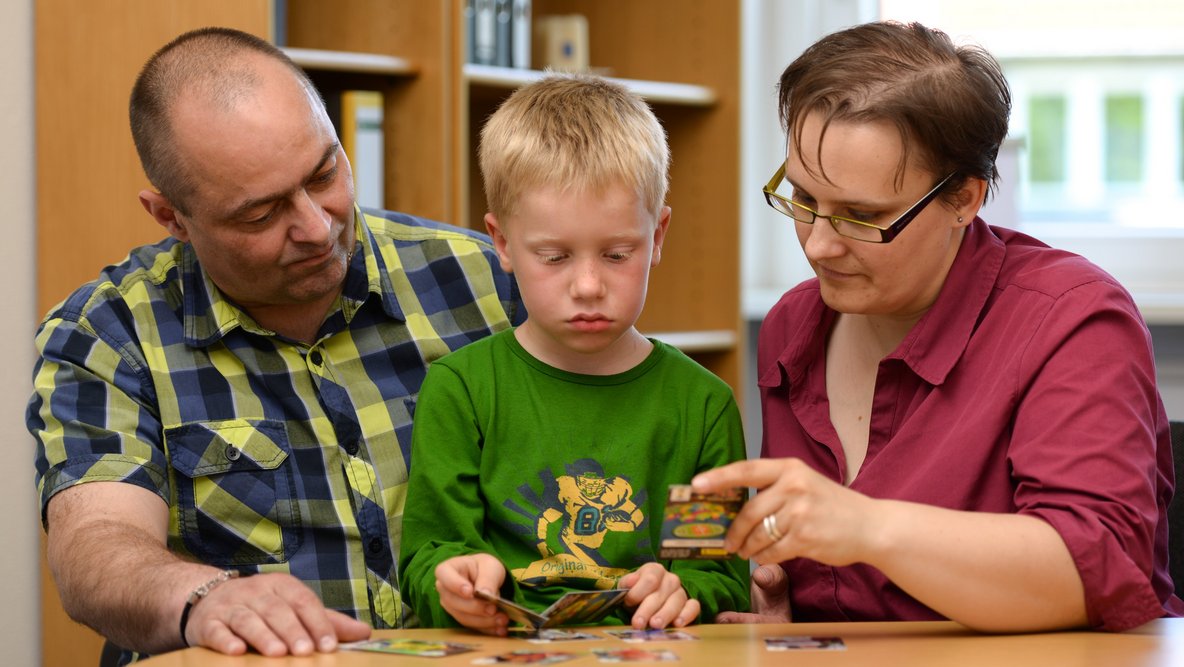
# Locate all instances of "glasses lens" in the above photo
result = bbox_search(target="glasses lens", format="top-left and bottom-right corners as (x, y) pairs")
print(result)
(831, 219), (884, 243)
(784, 200), (816, 224)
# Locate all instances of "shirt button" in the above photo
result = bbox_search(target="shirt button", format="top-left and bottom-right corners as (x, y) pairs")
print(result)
(368, 538), (383, 554)
(225, 445), (241, 462)
(344, 441), (359, 455)
(309, 350), (323, 366)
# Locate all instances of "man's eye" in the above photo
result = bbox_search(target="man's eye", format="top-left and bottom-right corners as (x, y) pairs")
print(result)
(311, 167), (337, 186)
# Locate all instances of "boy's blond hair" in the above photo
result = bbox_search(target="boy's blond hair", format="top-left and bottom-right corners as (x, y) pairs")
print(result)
(479, 73), (669, 220)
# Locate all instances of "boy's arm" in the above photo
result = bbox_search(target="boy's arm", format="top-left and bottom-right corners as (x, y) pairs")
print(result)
(397, 363), (497, 628)
(668, 397), (751, 620)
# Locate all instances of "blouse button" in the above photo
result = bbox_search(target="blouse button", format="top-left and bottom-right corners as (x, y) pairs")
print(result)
(225, 445), (241, 462)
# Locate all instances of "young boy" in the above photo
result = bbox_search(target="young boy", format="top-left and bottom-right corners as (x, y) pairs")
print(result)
(398, 73), (748, 635)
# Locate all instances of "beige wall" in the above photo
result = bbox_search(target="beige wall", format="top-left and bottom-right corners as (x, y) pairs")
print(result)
(1, 0), (41, 665)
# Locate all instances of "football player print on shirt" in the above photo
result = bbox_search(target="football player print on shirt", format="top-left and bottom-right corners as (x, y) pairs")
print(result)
(511, 459), (646, 588)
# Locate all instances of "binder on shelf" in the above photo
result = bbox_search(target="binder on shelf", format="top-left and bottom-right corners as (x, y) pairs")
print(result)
(511, 0), (531, 69)
(533, 14), (588, 72)
(495, 0), (513, 67)
(464, 0), (477, 64)
(336, 91), (385, 209)
(474, 0), (497, 65)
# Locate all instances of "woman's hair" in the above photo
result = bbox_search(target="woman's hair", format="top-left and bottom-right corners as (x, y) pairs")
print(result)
(479, 72), (669, 220)
(129, 27), (319, 215)
(778, 21), (1011, 201)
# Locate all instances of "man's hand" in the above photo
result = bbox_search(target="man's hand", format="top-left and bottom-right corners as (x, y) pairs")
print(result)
(715, 565), (791, 623)
(619, 563), (700, 630)
(435, 554), (510, 636)
(181, 572), (371, 656)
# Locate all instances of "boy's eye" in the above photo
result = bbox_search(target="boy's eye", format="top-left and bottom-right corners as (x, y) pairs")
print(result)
(540, 253), (567, 264)
(605, 251), (631, 261)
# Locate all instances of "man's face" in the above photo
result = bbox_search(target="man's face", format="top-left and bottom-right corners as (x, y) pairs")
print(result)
(166, 56), (356, 318)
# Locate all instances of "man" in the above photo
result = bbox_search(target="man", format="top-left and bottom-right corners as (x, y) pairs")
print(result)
(28, 27), (522, 663)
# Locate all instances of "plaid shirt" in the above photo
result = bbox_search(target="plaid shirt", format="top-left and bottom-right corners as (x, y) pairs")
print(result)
(30, 207), (522, 632)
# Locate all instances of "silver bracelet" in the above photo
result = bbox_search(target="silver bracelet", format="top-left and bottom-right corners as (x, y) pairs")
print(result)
(179, 570), (240, 647)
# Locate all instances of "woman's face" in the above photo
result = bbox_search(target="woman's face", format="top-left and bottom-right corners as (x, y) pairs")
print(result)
(786, 112), (971, 321)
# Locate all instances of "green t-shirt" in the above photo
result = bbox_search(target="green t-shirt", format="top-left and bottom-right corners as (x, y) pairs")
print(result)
(399, 328), (749, 627)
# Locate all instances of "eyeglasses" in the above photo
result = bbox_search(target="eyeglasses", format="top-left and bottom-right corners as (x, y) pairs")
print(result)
(762, 163), (956, 244)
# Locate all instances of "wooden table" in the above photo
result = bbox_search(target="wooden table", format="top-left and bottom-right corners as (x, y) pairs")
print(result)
(139, 619), (1184, 666)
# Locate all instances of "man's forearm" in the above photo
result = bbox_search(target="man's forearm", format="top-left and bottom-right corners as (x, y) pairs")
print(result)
(47, 483), (220, 654)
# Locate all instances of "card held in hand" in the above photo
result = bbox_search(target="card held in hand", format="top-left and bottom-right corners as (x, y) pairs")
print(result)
(475, 589), (629, 629)
(658, 484), (744, 559)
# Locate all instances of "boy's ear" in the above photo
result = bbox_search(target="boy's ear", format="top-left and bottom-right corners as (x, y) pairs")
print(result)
(650, 206), (672, 268)
(484, 212), (514, 274)
(139, 190), (190, 242)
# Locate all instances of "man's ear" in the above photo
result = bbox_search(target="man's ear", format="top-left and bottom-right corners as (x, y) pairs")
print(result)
(651, 206), (672, 267)
(139, 190), (189, 242)
(484, 212), (513, 274)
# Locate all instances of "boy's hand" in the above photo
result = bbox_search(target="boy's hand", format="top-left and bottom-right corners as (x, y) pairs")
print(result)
(434, 554), (510, 636)
(618, 563), (700, 630)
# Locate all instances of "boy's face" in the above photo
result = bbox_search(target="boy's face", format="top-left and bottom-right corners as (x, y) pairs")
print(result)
(486, 183), (670, 375)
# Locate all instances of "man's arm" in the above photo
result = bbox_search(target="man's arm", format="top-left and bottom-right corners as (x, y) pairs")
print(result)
(46, 482), (369, 656)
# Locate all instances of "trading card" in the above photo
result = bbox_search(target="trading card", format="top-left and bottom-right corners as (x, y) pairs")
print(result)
(603, 629), (699, 643)
(657, 485), (744, 559)
(541, 589), (629, 627)
(764, 636), (847, 651)
(592, 648), (680, 663)
(341, 638), (480, 656)
(475, 590), (549, 628)
(476, 589), (628, 629)
(472, 649), (581, 664)
(508, 628), (602, 643)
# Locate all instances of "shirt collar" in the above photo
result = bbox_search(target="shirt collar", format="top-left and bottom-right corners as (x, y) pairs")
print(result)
(182, 205), (404, 347)
(766, 217), (1005, 388)
(891, 218), (1004, 385)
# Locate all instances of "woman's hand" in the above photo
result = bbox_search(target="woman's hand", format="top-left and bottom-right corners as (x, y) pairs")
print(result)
(692, 458), (880, 567)
(714, 565), (791, 624)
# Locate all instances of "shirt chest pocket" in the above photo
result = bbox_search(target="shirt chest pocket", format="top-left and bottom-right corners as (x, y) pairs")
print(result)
(167, 419), (302, 565)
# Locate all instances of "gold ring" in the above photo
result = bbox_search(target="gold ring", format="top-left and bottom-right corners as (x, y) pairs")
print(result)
(763, 514), (784, 542)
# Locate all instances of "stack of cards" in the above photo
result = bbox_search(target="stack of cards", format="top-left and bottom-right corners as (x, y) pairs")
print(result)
(658, 485), (744, 559)
(476, 589), (629, 629)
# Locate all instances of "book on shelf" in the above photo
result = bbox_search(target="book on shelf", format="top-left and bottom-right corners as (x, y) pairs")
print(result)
(533, 14), (588, 72)
(328, 90), (385, 209)
(469, 0), (532, 69)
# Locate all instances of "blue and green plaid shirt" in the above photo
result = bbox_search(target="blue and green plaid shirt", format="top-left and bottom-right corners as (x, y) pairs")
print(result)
(30, 206), (522, 631)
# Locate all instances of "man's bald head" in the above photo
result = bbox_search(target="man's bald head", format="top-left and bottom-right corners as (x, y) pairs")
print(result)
(129, 27), (322, 215)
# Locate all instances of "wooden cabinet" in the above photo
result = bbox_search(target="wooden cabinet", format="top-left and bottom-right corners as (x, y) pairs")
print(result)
(35, 1), (741, 663)
(285, 0), (743, 389)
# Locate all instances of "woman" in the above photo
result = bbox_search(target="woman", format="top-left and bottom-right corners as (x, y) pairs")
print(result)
(693, 21), (1182, 632)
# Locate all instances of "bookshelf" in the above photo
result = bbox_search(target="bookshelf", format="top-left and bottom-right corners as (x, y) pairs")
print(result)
(35, 0), (742, 663)
(285, 0), (743, 387)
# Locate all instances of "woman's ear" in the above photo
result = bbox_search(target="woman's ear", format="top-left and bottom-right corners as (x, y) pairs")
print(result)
(952, 177), (989, 227)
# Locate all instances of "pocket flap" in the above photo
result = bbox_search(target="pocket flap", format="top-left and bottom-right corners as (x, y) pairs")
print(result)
(167, 419), (289, 478)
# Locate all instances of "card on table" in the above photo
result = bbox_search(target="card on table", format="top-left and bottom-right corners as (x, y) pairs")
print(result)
(475, 589), (629, 629)
(341, 638), (480, 656)
(764, 636), (847, 651)
(592, 648), (680, 663)
(603, 629), (698, 643)
(657, 485), (745, 559)
(472, 649), (581, 664)
(507, 628), (602, 643)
